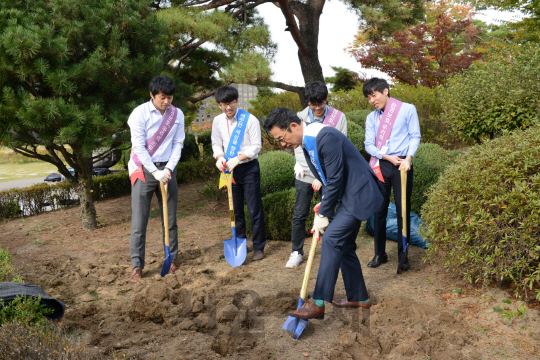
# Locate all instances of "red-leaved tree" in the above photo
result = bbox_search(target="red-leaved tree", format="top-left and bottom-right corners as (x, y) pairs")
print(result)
(354, 13), (484, 87)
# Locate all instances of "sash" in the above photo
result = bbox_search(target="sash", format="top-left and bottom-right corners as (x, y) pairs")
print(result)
(368, 98), (403, 183)
(128, 104), (178, 186)
(218, 109), (250, 189)
(322, 107), (343, 128)
(303, 122), (328, 186)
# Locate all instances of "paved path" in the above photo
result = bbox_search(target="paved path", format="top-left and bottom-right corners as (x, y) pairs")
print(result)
(0, 177), (48, 191)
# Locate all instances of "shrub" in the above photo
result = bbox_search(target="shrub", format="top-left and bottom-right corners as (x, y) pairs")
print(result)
(0, 245), (19, 283)
(91, 171), (130, 200)
(0, 296), (52, 325)
(410, 143), (461, 214)
(245, 188), (319, 241)
(345, 109), (371, 127)
(0, 321), (103, 360)
(196, 130), (213, 157)
(440, 43), (540, 144)
(180, 132), (200, 162)
(347, 121), (369, 162)
(421, 124), (540, 298)
(176, 155), (215, 184)
(258, 151), (295, 197)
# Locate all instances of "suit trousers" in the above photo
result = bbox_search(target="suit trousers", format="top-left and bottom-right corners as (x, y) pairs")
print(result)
(291, 179), (315, 256)
(130, 165), (178, 269)
(312, 204), (369, 303)
(232, 159), (266, 252)
(373, 158), (413, 259)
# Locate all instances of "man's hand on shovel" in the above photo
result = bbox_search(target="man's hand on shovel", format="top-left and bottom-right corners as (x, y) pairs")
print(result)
(310, 203), (327, 241)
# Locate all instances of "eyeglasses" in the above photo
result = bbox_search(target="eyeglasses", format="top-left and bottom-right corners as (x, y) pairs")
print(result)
(218, 100), (237, 109)
(273, 124), (291, 142)
(308, 101), (327, 109)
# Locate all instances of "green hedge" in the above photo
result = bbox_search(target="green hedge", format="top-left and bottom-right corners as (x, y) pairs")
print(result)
(258, 151), (295, 197)
(347, 121), (369, 162)
(410, 143), (460, 214)
(180, 133), (201, 162)
(345, 109), (371, 127)
(245, 188), (319, 241)
(421, 124), (540, 298)
(0, 157), (216, 220)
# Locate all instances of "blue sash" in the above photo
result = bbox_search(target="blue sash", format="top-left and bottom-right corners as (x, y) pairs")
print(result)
(224, 109), (250, 173)
(303, 123), (327, 185)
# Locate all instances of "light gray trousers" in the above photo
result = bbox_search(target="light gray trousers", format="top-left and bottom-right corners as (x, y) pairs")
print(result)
(130, 166), (178, 269)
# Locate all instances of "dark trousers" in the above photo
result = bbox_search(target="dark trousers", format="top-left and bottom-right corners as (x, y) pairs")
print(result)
(130, 165), (178, 269)
(312, 204), (369, 303)
(373, 158), (413, 259)
(232, 159), (266, 252)
(291, 179), (314, 256)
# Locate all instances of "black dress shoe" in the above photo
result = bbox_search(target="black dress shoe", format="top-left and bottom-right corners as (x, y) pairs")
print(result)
(398, 257), (410, 272)
(367, 253), (388, 268)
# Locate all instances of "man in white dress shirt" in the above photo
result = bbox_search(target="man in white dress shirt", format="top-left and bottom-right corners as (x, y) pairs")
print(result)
(127, 75), (185, 283)
(211, 85), (266, 260)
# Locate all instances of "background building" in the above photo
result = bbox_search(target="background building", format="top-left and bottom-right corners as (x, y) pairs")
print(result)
(190, 83), (258, 134)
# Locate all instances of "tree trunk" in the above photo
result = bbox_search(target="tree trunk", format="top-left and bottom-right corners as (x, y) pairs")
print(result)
(75, 157), (97, 231)
(274, 0), (326, 107)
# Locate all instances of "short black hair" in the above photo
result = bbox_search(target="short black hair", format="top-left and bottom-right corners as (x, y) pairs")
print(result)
(215, 86), (239, 103)
(149, 75), (176, 96)
(263, 107), (301, 133)
(304, 81), (328, 104)
(362, 78), (390, 98)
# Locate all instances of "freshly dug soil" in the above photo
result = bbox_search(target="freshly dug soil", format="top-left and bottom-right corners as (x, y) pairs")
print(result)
(1, 182), (538, 359)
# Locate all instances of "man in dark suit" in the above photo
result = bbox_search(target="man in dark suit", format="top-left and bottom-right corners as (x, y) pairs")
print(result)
(263, 107), (384, 319)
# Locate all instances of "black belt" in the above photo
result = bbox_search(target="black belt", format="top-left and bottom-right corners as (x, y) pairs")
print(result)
(154, 162), (167, 167)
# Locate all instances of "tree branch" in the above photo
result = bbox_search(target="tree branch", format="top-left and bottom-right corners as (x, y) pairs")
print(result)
(188, 89), (219, 103)
(272, 81), (304, 94)
(274, 0), (309, 57)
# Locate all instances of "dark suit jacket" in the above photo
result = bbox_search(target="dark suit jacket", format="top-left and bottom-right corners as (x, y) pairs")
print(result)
(303, 127), (384, 221)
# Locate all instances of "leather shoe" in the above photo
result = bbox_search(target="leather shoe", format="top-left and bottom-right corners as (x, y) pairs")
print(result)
(252, 250), (264, 261)
(332, 299), (371, 309)
(367, 253), (388, 268)
(130, 267), (142, 283)
(169, 259), (179, 274)
(398, 257), (410, 272)
(288, 299), (325, 319)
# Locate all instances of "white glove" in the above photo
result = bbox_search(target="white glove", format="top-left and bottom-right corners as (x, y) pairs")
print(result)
(312, 179), (322, 191)
(216, 157), (227, 172)
(227, 157), (240, 172)
(311, 213), (329, 240)
(152, 169), (170, 184)
(294, 162), (304, 179)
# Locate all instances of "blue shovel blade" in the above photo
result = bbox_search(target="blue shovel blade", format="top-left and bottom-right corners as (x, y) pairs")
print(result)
(160, 245), (174, 277)
(224, 232), (247, 267)
(282, 297), (309, 339)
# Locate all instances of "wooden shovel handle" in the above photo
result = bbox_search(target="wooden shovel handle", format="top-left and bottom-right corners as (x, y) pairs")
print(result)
(160, 182), (169, 247)
(300, 224), (319, 301)
(400, 167), (407, 235)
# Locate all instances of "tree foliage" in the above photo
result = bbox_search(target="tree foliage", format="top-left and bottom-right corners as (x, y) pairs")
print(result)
(352, 2), (484, 87)
(440, 43), (540, 144)
(0, 0), (168, 230)
(324, 66), (365, 92)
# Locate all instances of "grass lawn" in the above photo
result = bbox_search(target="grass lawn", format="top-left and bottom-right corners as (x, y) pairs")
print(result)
(0, 162), (57, 183)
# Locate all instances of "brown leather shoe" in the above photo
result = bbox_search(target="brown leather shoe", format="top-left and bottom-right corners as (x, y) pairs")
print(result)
(130, 267), (142, 283)
(252, 250), (264, 261)
(332, 299), (371, 309)
(169, 259), (179, 274)
(288, 299), (325, 319)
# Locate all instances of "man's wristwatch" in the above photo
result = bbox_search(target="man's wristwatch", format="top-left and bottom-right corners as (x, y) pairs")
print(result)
(317, 213), (325, 218)
(405, 158), (413, 165)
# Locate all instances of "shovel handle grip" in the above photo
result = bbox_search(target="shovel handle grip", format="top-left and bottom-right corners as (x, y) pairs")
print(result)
(400, 167), (407, 235)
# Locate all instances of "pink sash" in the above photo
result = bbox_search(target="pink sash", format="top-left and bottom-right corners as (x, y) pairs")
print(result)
(129, 104), (178, 185)
(322, 107), (343, 128)
(368, 98), (403, 183)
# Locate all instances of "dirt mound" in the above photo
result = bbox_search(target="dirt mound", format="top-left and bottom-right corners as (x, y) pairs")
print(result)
(327, 295), (476, 359)
(2, 183), (538, 359)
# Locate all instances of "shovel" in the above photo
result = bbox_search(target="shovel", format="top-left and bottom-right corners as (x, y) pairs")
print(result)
(283, 209), (320, 339)
(397, 167), (409, 274)
(223, 170), (247, 267)
(160, 182), (174, 276)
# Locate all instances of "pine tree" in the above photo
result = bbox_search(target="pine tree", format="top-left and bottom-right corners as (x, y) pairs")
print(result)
(0, 0), (168, 230)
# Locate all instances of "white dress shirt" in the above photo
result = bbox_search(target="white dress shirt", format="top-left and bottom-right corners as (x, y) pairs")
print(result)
(127, 100), (185, 174)
(211, 109), (262, 163)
